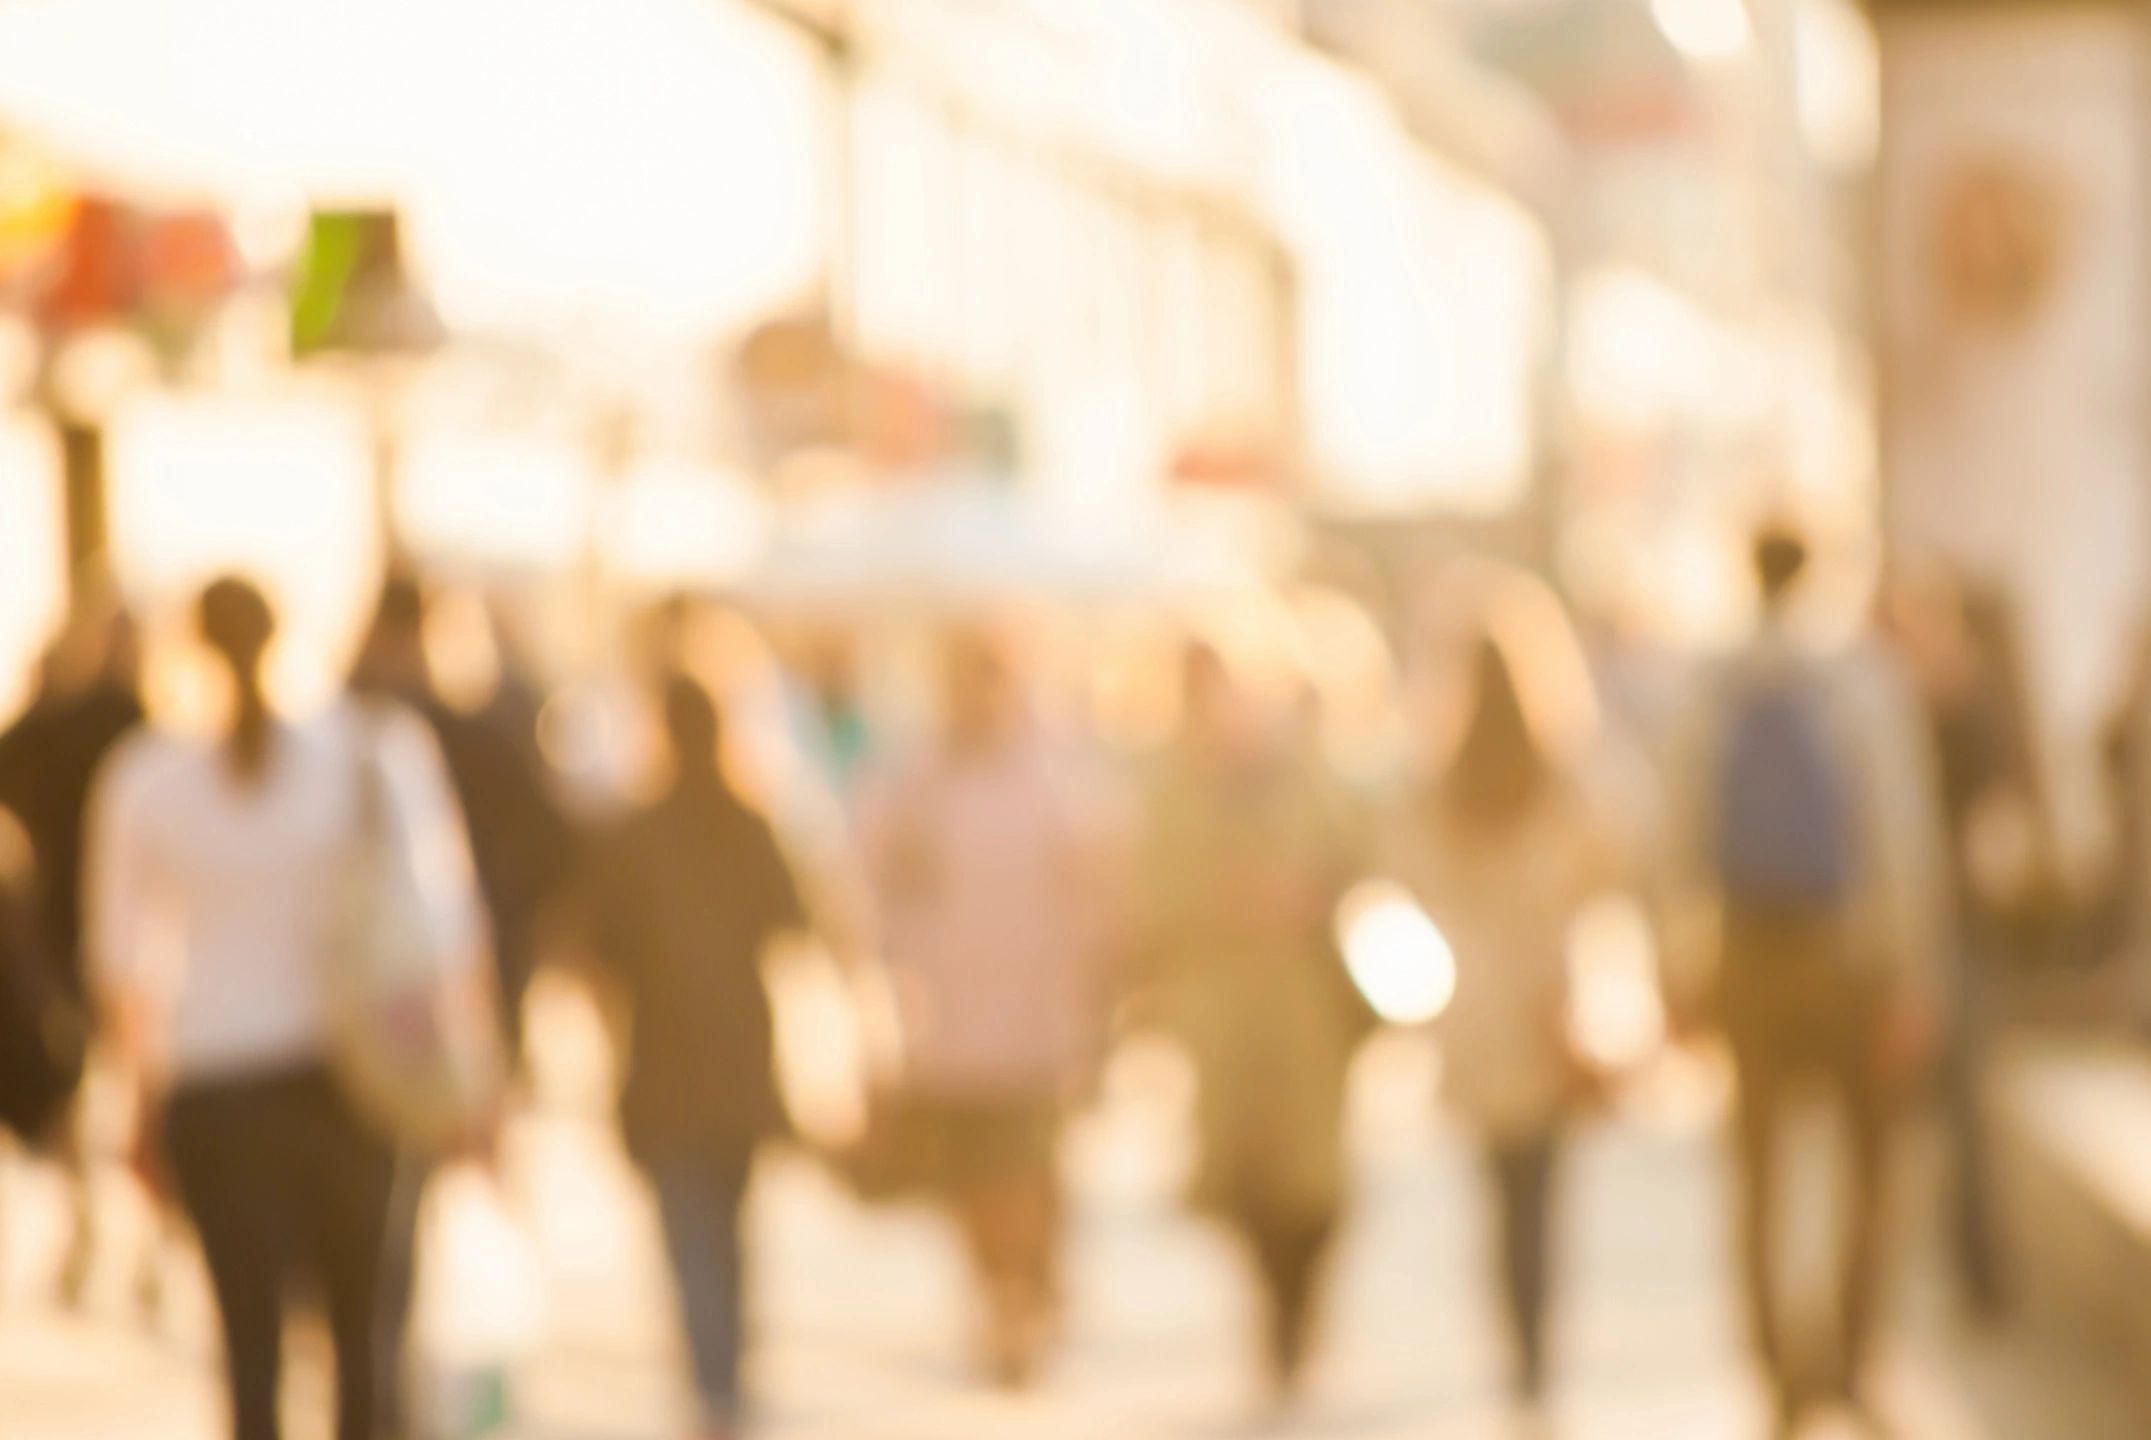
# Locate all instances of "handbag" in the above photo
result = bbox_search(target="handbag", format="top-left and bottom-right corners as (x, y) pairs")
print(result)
(327, 710), (501, 1153)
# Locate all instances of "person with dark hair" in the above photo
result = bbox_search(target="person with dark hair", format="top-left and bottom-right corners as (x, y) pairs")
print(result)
(1381, 622), (1623, 1421)
(1134, 641), (1367, 1410)
(581, 673), (812, 1440)
(1666, 529), (1950, 1436)
(349, 570), (575, 1436)
(0, 592), (148, 1309)
(0, 596), (145, 1002)
(1889, 572), (2044, 1323)
(351, 571), (576, 1060)
(89, 576), (486, 1440)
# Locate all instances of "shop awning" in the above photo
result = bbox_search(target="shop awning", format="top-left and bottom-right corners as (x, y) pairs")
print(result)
(0, 0), (832, 339)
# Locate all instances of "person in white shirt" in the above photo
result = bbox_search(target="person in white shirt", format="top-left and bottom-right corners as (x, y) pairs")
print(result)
(89, 576), (487, 1440)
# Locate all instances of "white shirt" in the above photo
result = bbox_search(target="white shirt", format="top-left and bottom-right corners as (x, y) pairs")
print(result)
(89, 699), (486, 1083)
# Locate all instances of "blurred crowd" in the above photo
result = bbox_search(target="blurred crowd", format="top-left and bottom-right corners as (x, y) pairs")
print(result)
(0, 520), (2140, 1440)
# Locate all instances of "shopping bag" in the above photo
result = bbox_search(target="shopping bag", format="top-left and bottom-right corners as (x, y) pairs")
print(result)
(416, 1165), (547, 1439)
(327, 713), (501, 1153)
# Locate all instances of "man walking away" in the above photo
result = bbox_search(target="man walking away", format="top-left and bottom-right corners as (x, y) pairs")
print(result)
(1667, 527), (1949, 1437)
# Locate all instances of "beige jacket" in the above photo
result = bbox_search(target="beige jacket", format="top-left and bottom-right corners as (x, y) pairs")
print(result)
(1136, 748), (1366, 1222)
(1381, 770), (1625, 1141)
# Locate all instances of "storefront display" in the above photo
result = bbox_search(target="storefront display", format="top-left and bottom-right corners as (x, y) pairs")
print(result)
(1880, 2), (2150, 745)
(1265, 58), (1552, 517)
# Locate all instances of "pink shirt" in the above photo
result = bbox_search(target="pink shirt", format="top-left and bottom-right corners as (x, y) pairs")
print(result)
(861, 736), (1104, 1096)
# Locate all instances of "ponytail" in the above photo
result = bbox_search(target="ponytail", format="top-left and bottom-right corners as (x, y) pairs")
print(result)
(226, 669), (273, 782)
(197, 575), (278, 785)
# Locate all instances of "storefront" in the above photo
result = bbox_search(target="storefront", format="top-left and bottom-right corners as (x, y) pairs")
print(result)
(838, 0), (1297, 519)
(0, 0), (1566, 705)
(1259, 53), (1553, 520)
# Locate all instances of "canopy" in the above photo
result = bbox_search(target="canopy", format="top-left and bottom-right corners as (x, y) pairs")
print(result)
(0, 0), (830, 338)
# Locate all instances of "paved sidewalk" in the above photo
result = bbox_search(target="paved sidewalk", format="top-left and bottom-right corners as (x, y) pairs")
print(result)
(0, 1035), (2136, 1440)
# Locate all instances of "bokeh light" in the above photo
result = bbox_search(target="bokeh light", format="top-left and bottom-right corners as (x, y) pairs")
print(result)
(1336, 878), (1457, 1026)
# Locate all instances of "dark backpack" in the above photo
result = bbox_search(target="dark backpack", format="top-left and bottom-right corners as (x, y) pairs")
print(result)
(0, 881), (89, 1142)
(1714, 675), (1857, 912)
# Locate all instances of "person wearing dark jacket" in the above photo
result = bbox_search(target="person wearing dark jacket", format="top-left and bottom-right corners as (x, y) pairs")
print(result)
(0, 611), (146, 1003)
(0, 600), (147, 1309)
(348, 572), (576, 1437)
(1895, 576), (2041, 1320)
(349, 574), (576, 1058)
(585, 673), (809, 1440)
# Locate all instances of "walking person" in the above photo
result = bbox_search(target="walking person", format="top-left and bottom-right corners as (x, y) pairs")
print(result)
(348, 574), (577, 1432)
(581, 674), (813, 1440)
(1667, 529), (1949, 1436)
(0, 803), (90, 1165)
(350, 573), (577, 1067)
(1381, 609), (1624, 1422)
(859, 629), (1109, 1388)
(89, 576), (489, 1440)
(0, 594), (149, 1310)
(1134, 642), (1367, 1410)
(1890, 573), (2041, 1320)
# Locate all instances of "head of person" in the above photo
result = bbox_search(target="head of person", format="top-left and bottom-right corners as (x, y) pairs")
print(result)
(99, 607), (143, 693)
(660, 672), (727, 796)
(351, 570), (430, 699)
(631, 592), (700, 688)
(482, 593), (537, 682)
(1177, 639), (1264, 764)
(1179, 640), (1232, 737)
(804, 632), (861, 709)
(197, 575), (277, 780)
(940, 627), (1020, 751)
(1442, 632), (1549, 826)
(1751, 524), (1812, 620)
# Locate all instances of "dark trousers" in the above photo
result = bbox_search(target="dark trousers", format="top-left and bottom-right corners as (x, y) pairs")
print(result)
(1944, 924), (2006, 1316)
(1485, 1135), (1559, 1400)
(646, 1147), (754, 1427)
(165, 1066), (400, 1440)
(1234, 1201), (1336, 1392)
(1720, 917), (1899, 1407)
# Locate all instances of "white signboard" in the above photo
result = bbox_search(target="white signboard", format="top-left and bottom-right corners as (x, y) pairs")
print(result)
(1880, 5), (2150, 741)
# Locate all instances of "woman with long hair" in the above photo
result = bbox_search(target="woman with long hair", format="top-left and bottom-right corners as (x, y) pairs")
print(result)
(89, 576), (486, 1440)
(1381, 581), (1625, 1421)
